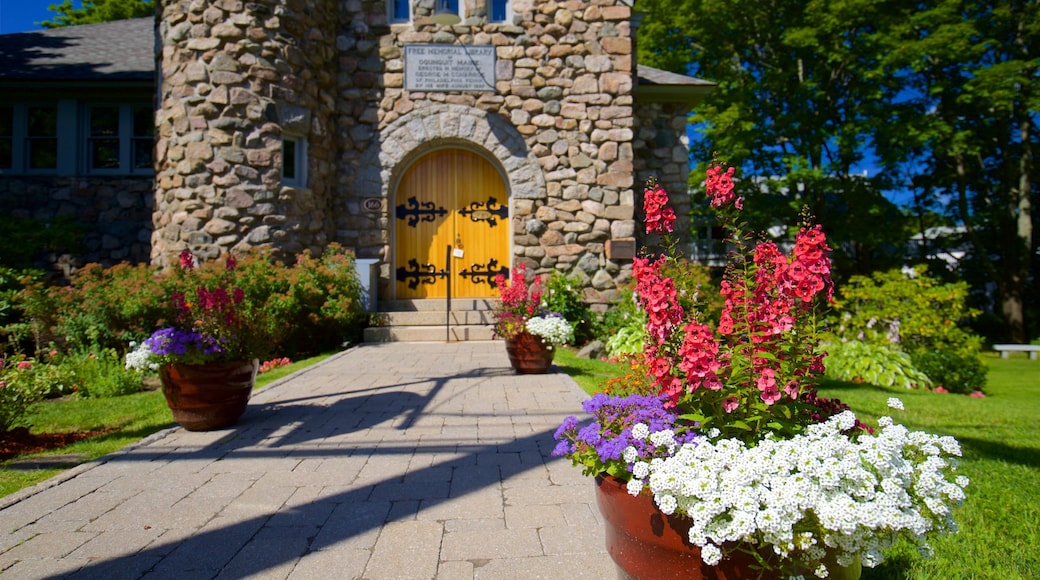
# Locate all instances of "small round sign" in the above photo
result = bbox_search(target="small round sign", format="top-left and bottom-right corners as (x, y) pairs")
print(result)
(363, 198), (383, 211)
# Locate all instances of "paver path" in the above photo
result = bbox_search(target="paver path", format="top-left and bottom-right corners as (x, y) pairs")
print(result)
(0, 342), (616, 579)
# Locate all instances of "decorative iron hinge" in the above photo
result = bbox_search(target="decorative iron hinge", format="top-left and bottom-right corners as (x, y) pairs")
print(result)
(459, 196), (508, 227)
(396, 259), (448, 290)
(396, 196), (447, 228)
(459, 258), (509, 288)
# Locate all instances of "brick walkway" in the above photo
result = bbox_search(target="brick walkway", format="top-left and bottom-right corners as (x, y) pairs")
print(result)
(0, 342), (615, 579)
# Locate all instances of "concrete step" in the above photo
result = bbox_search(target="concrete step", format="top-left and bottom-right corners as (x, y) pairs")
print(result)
(364, 298), (499, 343)
(363, 325), (497, 343)
(373, 310), (495, 326)
(380, 298), (497, 312)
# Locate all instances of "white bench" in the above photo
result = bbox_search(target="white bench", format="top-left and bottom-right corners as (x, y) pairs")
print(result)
(993, 344), (1040, 360)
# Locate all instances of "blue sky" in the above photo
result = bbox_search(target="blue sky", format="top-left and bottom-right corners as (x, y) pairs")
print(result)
(0, 0), (56, 35)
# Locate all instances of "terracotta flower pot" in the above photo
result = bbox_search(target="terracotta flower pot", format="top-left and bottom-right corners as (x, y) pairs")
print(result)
(159, 359), (258, 431)
(595, 475), (862, 580)
(504, 331), (555, 374)
(596, 474), (757, 580)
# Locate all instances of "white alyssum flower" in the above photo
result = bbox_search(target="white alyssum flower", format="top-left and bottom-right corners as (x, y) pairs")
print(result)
(525, 315), (574, 345)
(628, 410), (968, 576)
(887, 397), (905, 410)
(124, 341), (158, 371)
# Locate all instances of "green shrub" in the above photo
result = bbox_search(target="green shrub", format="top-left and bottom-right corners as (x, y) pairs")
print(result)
(823, 340), (932, 389)
(541, 271), (595, 344)
(826, 267), (986, 394)
(910, 349), (986, 394)
(9, 245), (367, 361)
(0, 358), (45, 431)
(0, 215), (85, 270)
(66, 349), (145, 398)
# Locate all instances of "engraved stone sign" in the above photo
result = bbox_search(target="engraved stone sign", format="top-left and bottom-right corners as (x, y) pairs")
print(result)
(405, 44), (496, 92)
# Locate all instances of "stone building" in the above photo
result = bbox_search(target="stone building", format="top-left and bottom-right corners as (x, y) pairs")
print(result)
(1, 0), (712, 307)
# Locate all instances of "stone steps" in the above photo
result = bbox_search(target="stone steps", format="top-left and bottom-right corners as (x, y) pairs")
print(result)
(363, 298), (499, 343)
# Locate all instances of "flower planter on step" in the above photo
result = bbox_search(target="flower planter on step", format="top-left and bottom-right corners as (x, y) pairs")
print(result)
(504, 331), (554, 374)
(159, 359), (258, 431)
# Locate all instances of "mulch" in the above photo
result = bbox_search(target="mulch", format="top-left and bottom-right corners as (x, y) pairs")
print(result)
(0, 427), (116, 462)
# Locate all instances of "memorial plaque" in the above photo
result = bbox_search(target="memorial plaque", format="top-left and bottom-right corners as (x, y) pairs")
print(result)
(405, 44), (496, 92)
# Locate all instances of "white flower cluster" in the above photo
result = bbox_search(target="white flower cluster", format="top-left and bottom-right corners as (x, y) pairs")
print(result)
(124, 341), (158, 372)
(629, 411), (968, 575)
(525, 315), (574, 345)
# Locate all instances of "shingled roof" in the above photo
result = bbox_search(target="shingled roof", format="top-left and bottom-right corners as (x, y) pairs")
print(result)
(636, 65), (715, 105)
(0, 17), (154, 83)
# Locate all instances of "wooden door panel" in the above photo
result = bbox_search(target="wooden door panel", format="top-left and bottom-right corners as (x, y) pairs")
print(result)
(395, 149), (508, 299)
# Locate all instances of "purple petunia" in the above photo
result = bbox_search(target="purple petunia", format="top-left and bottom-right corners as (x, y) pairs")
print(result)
(553, 393), (702, 477)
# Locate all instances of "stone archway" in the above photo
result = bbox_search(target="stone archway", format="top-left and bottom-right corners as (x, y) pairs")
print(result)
(358, 104), (545, 300)
(357, 104), (545, 204)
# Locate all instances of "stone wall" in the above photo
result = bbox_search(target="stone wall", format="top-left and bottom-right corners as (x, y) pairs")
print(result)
(154, 0), (339, 268)
(336, 0), (646, 304)
(153, 0), (695, 305)
(0, 176), (154, 274)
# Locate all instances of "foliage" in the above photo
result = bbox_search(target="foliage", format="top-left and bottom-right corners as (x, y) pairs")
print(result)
(8, 245), (366, 362)
(66, 349), (145, 398)
(596, 289), (646, 357)
(492, 264), (568, 341)
(554, 349), (1038, 579)
(823, 340), (932, 390)
(541, 271), (594, 344)
(0, 216), (85, 270)
(15, 261), (165, 355)
(637, 0), (1037, 342)
(634, 408), (967, 576)
(554, 169), (969, 577)
(126, 251), (276, 367)
(827, 267), (986, 394)
(41, 0), (154, 28)
(0, 358), (45, 432)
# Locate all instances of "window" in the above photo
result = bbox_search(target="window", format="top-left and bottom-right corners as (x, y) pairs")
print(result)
(0, 106), (11, 170)
(389, 0), (410, 23)
(88, 106), (120, 170)
(27, 106), (58, 170)
(282, 136), (307, 188)
(132, 106), (155, 171)
(489, 0), (510, 22)
(85, 104), (154, 174)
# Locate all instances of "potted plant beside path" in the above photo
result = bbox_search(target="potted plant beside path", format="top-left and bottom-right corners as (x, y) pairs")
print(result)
(492, 264), (574, 374)
(126, 251), (276, 431)
(553, 171), (969, 579)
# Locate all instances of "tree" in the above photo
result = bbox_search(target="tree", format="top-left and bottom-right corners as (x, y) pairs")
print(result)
(873, 0), (1039, 343)
(637, 0), (914, 285)
(637, 0), (1039, 342)
(41, 0), (153, 28)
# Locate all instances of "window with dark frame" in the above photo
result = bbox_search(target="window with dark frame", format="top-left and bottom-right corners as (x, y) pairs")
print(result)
(132, 105), (154, 171)
(490, 0), (509, 21)
(0, 106), (12, 170)
(88, 105), (121, 170)
(27, 106), (58, 170)
(390, 0), (410, 22)
(283, 138), (297, 181)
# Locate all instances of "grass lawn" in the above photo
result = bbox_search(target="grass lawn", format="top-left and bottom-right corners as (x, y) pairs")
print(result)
(0, 353), (333, 498)
(554, 348), (1040, 580)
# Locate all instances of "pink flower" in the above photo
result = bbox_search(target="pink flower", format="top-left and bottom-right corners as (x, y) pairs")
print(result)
(179, 250), (195, 270)
(706, 164), (737, 208)
(934, 386), (949, 394)
(17, 361), (32, 370)
(970, 390), (985, 398)
(722, 396), (739, 413)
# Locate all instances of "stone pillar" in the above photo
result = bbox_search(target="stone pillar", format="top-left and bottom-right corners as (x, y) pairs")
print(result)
(153, 0), (337, 267)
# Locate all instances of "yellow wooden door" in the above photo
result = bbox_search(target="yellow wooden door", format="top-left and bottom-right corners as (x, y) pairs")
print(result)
(394, 149), (509, 299)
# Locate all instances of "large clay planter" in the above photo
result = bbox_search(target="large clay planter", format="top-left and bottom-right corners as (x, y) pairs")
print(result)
(595, 475), (861, 580)
(504, 331), (555, 374)
(596, 474), (756, 580)
(159, 359), (258, 431)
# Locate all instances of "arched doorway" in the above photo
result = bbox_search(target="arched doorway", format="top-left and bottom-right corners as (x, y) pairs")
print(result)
(393, 148), (510, 299)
